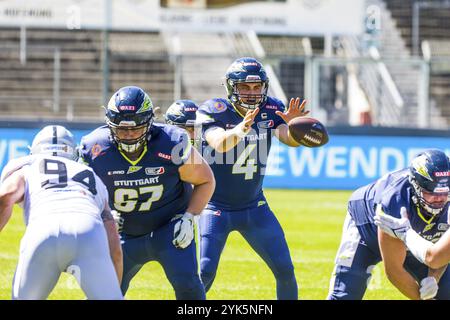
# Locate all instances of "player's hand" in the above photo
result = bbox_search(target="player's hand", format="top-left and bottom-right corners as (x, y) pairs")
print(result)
(173, 212), (195, 249)
(242, 107), (260, 132)
(420, 276), (438, 300)
(374, 206), (411, 242)
(111, 210), (124, 233)
(275, 98), (310, 124)
(232, 107), (259, 138)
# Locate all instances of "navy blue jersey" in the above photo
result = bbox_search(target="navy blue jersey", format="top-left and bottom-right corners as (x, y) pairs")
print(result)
(80, 123), (192, 236)
(196, 97), (286, 211)
(349, 169), (450, 243)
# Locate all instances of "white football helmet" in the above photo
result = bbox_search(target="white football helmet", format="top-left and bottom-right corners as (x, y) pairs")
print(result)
(30, 125), (78, 161)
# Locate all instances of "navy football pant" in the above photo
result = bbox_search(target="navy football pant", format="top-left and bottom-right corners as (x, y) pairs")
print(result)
(328, 213), (450, 300)
(120, 217), (205, 300)
(199, 204), (297, 300)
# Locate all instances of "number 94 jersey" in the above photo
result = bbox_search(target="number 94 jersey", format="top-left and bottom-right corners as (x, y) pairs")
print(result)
(80, 124), (193, 236)
(197, 97), (286, 211)
(0, 154), (109, 226)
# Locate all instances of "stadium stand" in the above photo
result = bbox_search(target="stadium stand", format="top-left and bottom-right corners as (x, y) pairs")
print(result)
(0, 28), (103, 121)
(383, 0), (450, 125)
(0, 28), (174, 122)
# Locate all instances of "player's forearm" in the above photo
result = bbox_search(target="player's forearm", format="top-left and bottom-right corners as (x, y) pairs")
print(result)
(425, 245), (450, 269)
(0, 203), (13, 232)
(385, 267), (420, 300)
(207, 125), (247, 153)
(104, 219), (123, 284)
(186, 179), (215, 215)
(276, 125), (301, 147)
(403, 228), (445, 268)
(428, 264), (447, 283)
(421, 230), (450, 269)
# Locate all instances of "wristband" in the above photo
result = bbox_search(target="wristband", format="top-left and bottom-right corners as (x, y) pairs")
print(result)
(231, 123), (250, 139)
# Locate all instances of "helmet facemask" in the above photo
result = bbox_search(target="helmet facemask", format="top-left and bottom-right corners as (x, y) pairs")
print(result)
(226, 78), (268, 110)
(108, 120), (152, 154)
(409, 174), (449, 217)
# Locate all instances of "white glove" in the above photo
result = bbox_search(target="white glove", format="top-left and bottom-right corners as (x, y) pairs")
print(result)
(111, 210), (124, 233)
(420, 276), (438, 300)
(374, 206), (411, 242)
(173, 212), (195, 249)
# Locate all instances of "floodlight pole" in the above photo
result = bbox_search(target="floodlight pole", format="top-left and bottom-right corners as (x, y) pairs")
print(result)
(102, 0), (112, 108)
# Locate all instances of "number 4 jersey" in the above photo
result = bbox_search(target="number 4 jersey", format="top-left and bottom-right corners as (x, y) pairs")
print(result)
(0, 155), (109, 226)
(80, 124), (193, 236)
(197, 97), (286, 211)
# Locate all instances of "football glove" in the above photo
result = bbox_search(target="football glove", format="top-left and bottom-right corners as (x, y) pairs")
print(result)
(420, 276), (438, 300)
(173, 212), (195, 249)
(111, 210), (124, 233)
(374, 206), (411, 242)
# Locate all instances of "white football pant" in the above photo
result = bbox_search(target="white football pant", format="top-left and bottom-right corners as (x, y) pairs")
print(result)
(12, 213), (123, 300)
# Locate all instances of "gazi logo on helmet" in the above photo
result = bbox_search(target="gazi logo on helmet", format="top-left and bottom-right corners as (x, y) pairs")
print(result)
(225, 57), (269, 110)
(105, 86), (154, 155)
(409, 149), (450, 217)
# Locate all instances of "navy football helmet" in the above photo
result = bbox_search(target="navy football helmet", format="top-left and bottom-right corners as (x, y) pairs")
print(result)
(409, 149), (450, 217)
(105, 86), (154, 154)
(165, 100), (198, 128)
(225, 57), (269, 110)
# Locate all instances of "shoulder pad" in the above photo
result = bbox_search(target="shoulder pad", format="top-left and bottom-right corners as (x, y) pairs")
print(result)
(1, 155), (35, 183)
(264, 97), (286, 112)
(199, 99), (229, 114)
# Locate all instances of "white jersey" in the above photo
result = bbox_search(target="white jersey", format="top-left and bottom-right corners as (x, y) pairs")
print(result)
(1, 155), (109, 225)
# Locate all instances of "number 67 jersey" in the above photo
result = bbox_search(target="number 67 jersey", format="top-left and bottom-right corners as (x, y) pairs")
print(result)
(80, 124), (193, 236)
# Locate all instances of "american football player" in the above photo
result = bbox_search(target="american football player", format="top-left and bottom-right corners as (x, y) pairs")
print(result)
(0, 125), (123, 299)
(328, 149), (450, 300)
(165, 99), (198, 144)
(196, 57), (309, 299)
(80, 86), (215, 299)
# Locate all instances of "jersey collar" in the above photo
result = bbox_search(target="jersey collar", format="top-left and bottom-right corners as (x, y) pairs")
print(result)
(119, 145), (148, 166)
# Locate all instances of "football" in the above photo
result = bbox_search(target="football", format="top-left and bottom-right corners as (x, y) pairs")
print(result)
(288, 117), (329, 147)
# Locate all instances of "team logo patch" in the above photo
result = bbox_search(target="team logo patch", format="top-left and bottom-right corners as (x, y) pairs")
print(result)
(158, 152), (171, 160)
(108, 170), (125, 175)
(435, 172), (450, 177)
(412, 155), (433, 181)
(438, 223), (449, 231)
(145, 167), (165, 175)
(127, 166), (142, 174)
(257, 120), (274, 129)
(118, 105), (136, 111)
(214, 102), (226, 112)
(423, 223), (436, 233)
(91, 144), (102, 158)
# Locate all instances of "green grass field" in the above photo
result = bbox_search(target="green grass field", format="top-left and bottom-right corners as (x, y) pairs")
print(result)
(0, 189), (406, 300)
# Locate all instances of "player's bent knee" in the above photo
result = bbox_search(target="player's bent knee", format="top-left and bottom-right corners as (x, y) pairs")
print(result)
(172, 275), (206, 300)
(200, 270), (216, 291)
